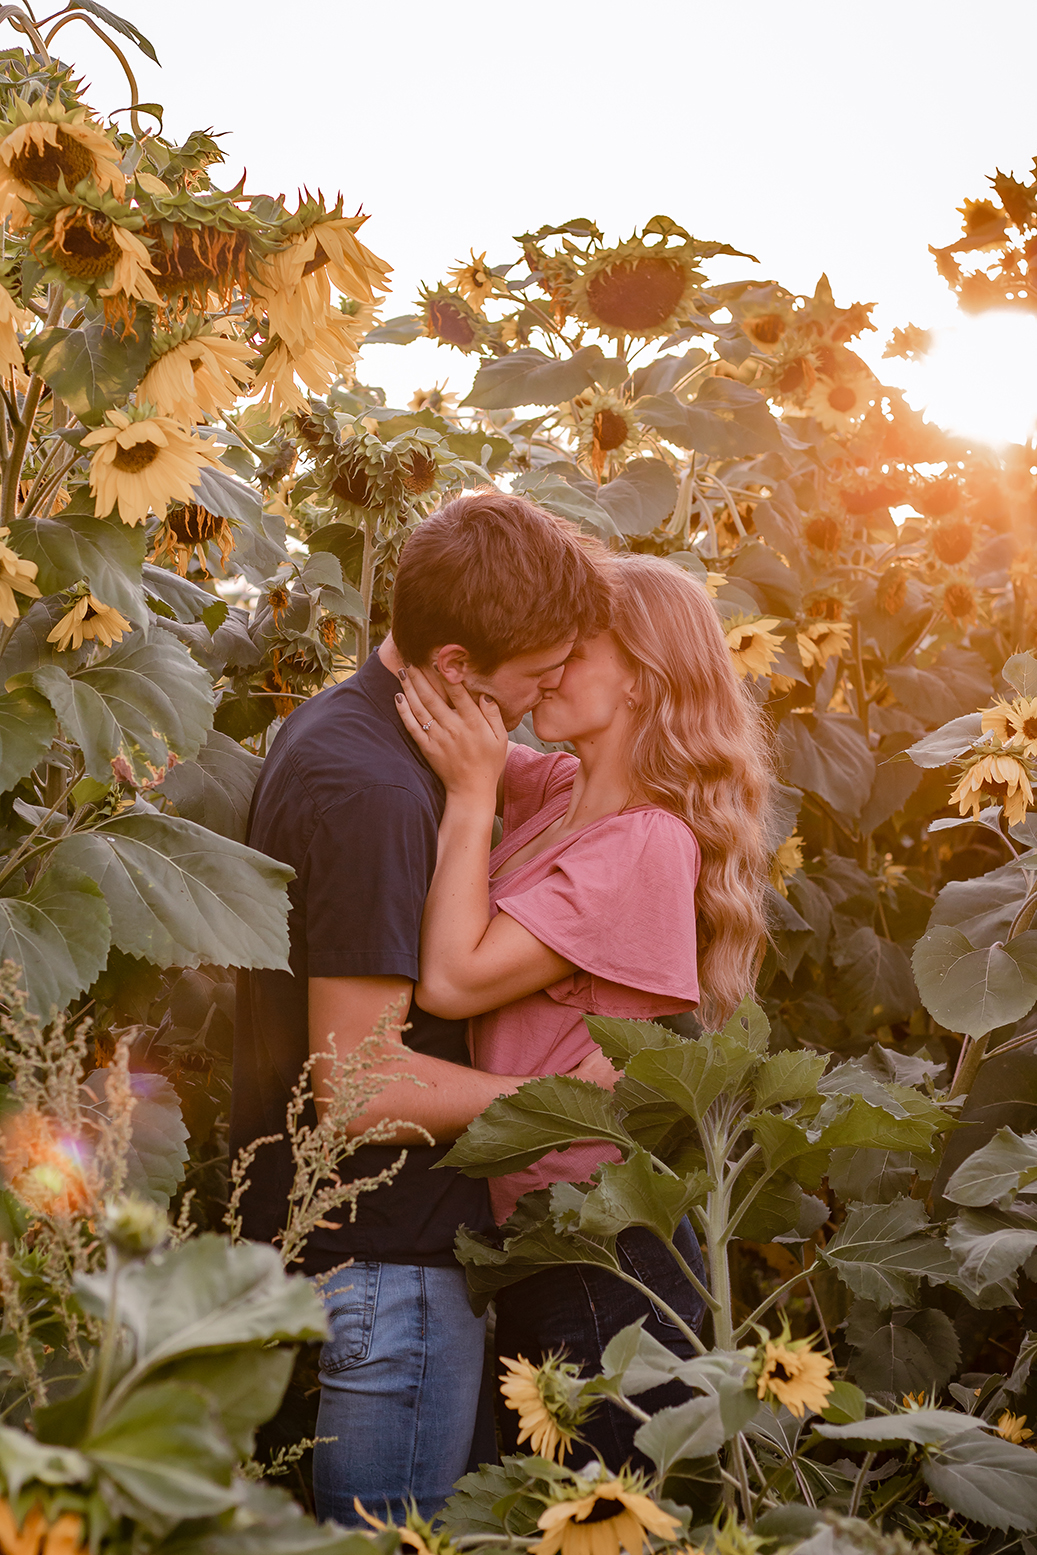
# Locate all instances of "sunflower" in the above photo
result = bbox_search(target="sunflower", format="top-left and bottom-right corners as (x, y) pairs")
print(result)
(771, 349), (818, 402)
(769, 833), (804, 897)
(949, 751), (1034, 827)
(82, 408), (222, 526)
(499, 1354), (591, 1464)
(931, 517), (974, 566)
(569, 230), (704, 341)
(916, 477), (963, 518)
(0, 283), (31, 379)
(942, 580), (977, 626)
(447, 249), (495, 310)
(797, 620), (852, 670)
(31, 203), (162, 317)
(0, 1505), (84, 1555)
(803, 515), (843, 553)
(419, 285), (486, 352)
(0, 94), (124, 229)
(152, 502), (235, 576)
(983, 697), (1037, 757)
(754, 1338), (833, 1419)
(47, 593), (131, 653)
(0, 527), (40, 626)
(997, 1411), (1034, 1444)
(726, 616), (784, 681)
(533, 1473), (681, 1555)
(802, 367), (875, 433)
(566, 392), (646, 480)
(408, 381), (459, 416)
(251, 207), (389, 353)
(739, 310), (788, 355)
(0, 1107), (93, 1219)
(253, 312), (366, 417)
(138, 323), (255, 423)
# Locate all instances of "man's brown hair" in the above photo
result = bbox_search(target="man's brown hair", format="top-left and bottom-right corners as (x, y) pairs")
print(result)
(392, 489), (610, 671)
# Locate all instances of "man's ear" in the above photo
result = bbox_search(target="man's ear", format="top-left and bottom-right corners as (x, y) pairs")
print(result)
(432, 644), (471, 684)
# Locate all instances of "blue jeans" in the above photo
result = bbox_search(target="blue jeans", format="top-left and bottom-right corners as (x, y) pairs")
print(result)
(313, 1263), (486, 1526)
(494, 1221), (708, 1474)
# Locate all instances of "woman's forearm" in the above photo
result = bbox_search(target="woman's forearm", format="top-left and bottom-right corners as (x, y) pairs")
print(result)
(418, 790), (497, 1001)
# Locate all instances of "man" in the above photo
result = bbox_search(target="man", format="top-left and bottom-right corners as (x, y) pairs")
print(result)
(231, 489), (612, 1525)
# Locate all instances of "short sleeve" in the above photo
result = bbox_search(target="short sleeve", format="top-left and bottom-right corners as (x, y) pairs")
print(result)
(303, 784), (438, 979)
(496, 808), (700, 1004)
(503, 742), (578, 834)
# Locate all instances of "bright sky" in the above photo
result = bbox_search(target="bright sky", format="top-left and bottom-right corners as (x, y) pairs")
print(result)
(31, 0), (1037, 447)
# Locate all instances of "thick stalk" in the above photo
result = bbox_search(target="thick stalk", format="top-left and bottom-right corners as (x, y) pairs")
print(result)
(848, 1451), (875, 1519)
(86, 1255), (122, 1435)
(949, 1033), (989, 1099)
(356, 513), (376, 664)
(1, 287), (63, 522)
(730, 1434), (755, 1528)
(700, 1120), (736, 1350)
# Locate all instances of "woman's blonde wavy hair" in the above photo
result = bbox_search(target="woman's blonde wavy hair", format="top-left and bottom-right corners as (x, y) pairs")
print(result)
(604, 554), (773, 1030)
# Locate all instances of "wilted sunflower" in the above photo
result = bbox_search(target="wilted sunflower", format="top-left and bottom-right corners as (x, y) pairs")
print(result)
(0, 1504), (84, 1555)
(725, 616), (784, 680)
(447, 249), (495, 310)
(0, 94), (124, 229)
(419, 285), (486, 352)
(567, 392), (646, 480)
(983, 697), (1037, 757)
(802, 366), (875, 433)
(915, 476), (963, 518)
(82, 407), (221, 526)
(0, 283), (30, 380)
(737, 300), (789, 354)
(47, 593), (131, 653)
(997, 1411), (1034, 1444)
(31, 201), (161, 320)
(0, 1107), (93, 1218)
(769, 833), (804, 897)
(797, 619), (852, 670)
(251, 205), (389, 354)
(930, 517), (975, 566)
(254, 312), (366, 417)
(569, 227), (705, 341)
(754, 1337), (833, 1419)
(533, 1472), (681, 1555)
(0, 527), (40, 625)
(949, 751), (1034, 827)
(138, 323), (255, 423)
(153, 502), (235, 576)
(803, 515), (843, 553)
(499, 1353), (592, 1464)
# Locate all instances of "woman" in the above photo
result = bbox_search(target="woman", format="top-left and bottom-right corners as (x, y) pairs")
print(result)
(395, 553), (771, 1469)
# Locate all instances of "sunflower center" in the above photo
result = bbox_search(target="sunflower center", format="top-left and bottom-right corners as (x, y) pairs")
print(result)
(1023, 718), (1037, 740)
(402, 452), (437, 496)
(592, 408), (630, 452)
(750, 314), (785, 344)
(586, 256), (686, 332)
(944, 583), (975, 618)
(112, 438), (161, 473)
(827, 384), (857, 413)
(145, 222), (249, 296)
(10, 126), (95, 189)
(582, 1499), (625, 1525)
(167, 503), (222, 543)
(52, 211), (120, 278)
(302, 241), (329, 278)
(429, 298), (478, 348)
(330, 458), (374, 507)
(770, 1362), (794, 1383)
(932, 519), (973, 565)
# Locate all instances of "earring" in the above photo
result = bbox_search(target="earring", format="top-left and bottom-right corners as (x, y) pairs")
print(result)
(626, 697), (636, 710)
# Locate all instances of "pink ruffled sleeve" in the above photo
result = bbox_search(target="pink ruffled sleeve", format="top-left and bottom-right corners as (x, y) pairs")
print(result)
(502, 741), (579, 834)
(495, 807), (700, 1010)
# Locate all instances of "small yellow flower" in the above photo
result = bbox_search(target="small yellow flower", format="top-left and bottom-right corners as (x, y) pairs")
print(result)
(0, 526), (40, 626)
(408, 382), (459, 416)
(755, 1339), (834, 1419)
(82, 408), (221, 526)
(47, 595), (131, 653)
(137, 325), (255, 423)
(797, 619), (853, 670)
(769, 833), (805, 897)
(948, 751), (1034, 828)
(499, 1355), (576, 1463)
(533, 1478), (681, 1555)
(902, 1390), (928, 1410)
(983, 697), (1037, 759)
(725, 616), (784, 680)
(447, 249), (495, 310)
(997, 1410), (1033, 1444)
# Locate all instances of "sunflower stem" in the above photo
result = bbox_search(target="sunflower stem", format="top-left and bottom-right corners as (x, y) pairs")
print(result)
(357, 513), (376, 664)
(1, 286), (63, 525)
(608, 1269), (707, 1356)
(731, 1433), (755, 1528)
(848, 1451), (875, 1519)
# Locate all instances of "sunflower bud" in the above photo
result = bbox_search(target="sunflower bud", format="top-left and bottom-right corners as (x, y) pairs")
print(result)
(102, 1192), (169, 1259)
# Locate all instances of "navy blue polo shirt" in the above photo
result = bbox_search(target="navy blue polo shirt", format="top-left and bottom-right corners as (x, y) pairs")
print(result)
(230, 650), (494, 1271)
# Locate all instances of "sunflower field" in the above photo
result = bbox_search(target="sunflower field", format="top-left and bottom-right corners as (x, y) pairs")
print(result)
(2, 4), (1037, 1555)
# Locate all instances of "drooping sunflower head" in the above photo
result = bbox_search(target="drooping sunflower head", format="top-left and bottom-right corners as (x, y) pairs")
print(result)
(949, 749), (1034, 827)
(915, 475), (964, 518)
(321, 428), (407, 518)
(565, 391), (645, 479)
(568, 220), (709, 341)
(153, 502), (235, 576)
(532, 1467), (682, 1555)
(877, 564), (910, 616)
(499, 1353), (592, 1464)
(930, 516), (975, 567)
(982, 696), (1037, 758)
(803, 514), (843, 553)
(769, 832), (805, 897)
(419, 285), (486, 352)
(725, 615), (785, 681)
(0, 93), (125, 227)
(942, 579), (978, 626)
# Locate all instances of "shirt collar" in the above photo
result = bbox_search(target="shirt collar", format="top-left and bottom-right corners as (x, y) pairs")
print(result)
(353, 649), (442, 783)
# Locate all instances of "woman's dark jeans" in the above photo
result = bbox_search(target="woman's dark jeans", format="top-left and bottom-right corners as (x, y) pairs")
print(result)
(493, 1218), (707, 1474)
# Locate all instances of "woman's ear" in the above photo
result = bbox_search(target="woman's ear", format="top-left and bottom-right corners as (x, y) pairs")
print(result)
(432, 644), (471, 684)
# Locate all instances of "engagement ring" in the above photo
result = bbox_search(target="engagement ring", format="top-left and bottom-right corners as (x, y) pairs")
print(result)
(420, 722), (431, 732)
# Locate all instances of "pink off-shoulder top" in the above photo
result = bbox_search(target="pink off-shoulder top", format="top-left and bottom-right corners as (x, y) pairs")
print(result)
(471, 742), (701, 1223)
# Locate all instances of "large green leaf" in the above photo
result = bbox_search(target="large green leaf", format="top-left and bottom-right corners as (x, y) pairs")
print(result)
(0, 864), (110, 1017)
(777, 714), (876, 818)
(464, 346), (617, 409)
(817, 1410), (992, 1446)
(576, 1149), (709, 1240)
(928, 861), (1032, 946)
(0, 687), (56, 795)
(753, 1051), (828, 1110)
(440, 1074), (633, 1177)
(511, 471), (619, 536)
(633, 1395), (726, 1473)
(594, 460), (678, 536)
(17, 633), (213, 784)
(84, 1380), (236, 1524)
(830, 927), (917, 1037)
(1004, 652), (1037, 699)
(907, 712), (984, 769)
(827, 1148), (921, 1205)
(886, 648), (992, 728)
(455, 1190), (621, 1314)
(8, 504), (148, 627)
(584, 1015), (681, 1064)
(150, 1347), (295, 1458)
(637, 380), (785, 457)
(912, 926), (1037, 1037)
(944, 1126), (1037, 1207)
(922, 1429), (1037, 1531)
(0, 1425), (90, 1498)
(81, 1069), (189, 1208)
(155, 730), (263, 844)
(626, 1031), (762, 1123)
(946, 1206), (1037, 1301)
(24, 310), (153, 426)
(818, 1197), (958, 1307)
(51, 812), (292, 971)
(846, 1302), (960, 1397)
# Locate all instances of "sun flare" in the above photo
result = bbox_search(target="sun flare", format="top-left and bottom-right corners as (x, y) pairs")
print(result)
(898, 311), (1037, 447)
